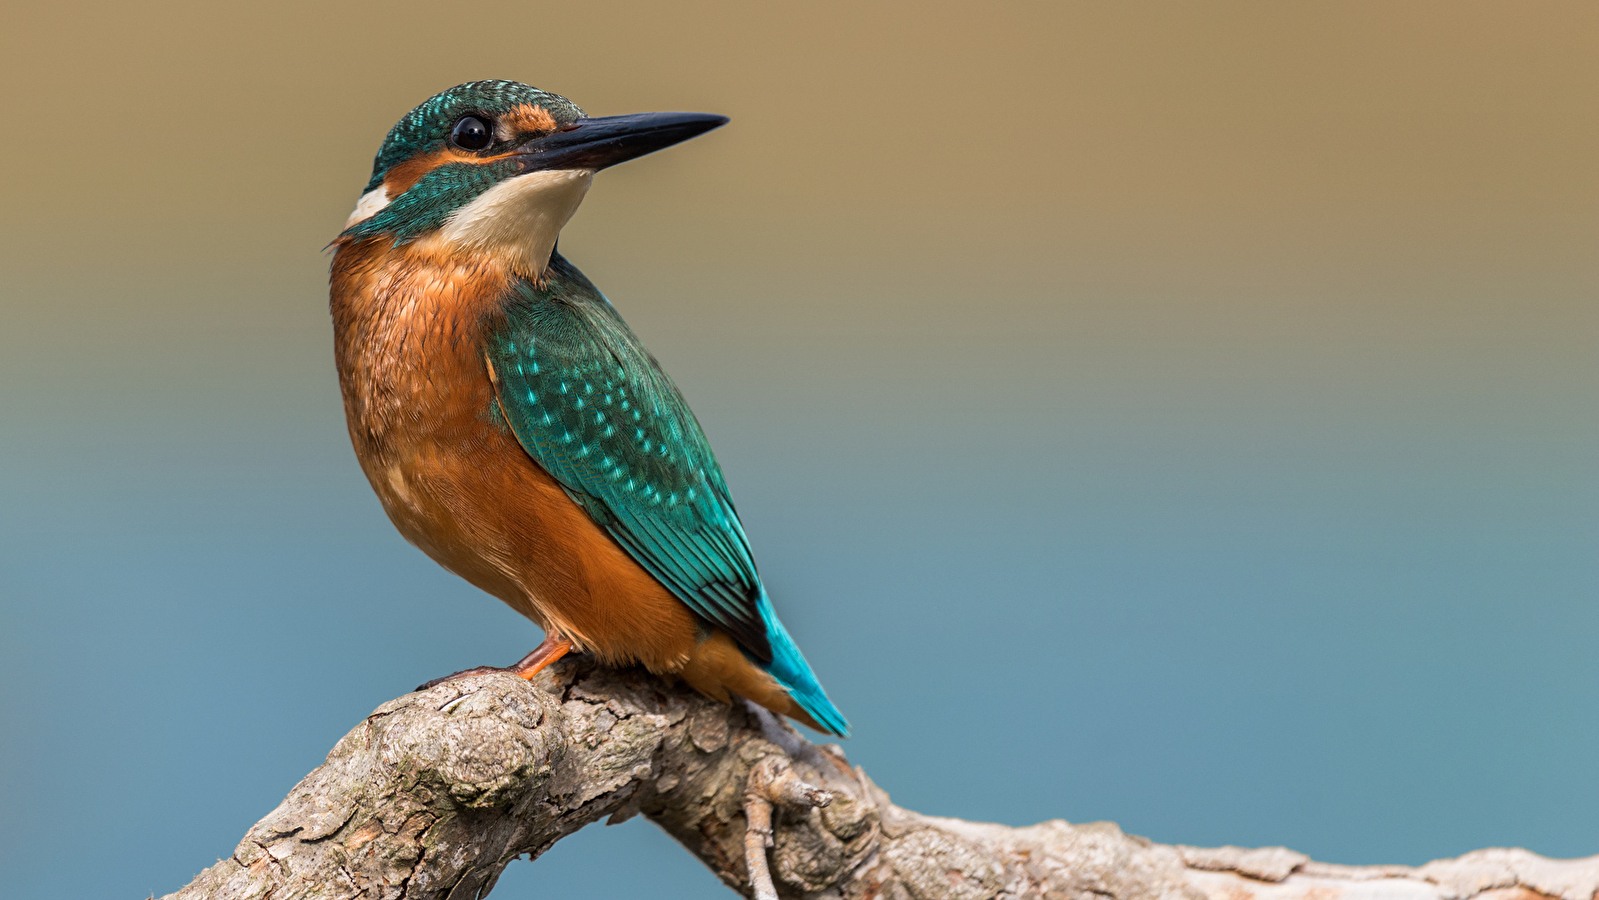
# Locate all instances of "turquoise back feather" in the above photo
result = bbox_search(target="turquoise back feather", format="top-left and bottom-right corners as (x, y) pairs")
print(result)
(485, 254), (848, 736)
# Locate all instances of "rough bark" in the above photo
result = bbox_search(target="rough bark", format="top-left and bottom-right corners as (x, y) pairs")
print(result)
(161, 657), (1599, 900)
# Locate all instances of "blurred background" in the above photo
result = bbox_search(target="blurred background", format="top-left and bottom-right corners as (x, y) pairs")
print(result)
(2, 1), (1596, 897)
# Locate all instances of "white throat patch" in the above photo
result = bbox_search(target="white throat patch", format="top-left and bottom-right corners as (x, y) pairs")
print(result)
(344, 186), (391, 228)
(438, 169), (595, 277)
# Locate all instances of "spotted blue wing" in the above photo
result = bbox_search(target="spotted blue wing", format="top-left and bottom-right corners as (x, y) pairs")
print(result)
(486, 257), (773, 661)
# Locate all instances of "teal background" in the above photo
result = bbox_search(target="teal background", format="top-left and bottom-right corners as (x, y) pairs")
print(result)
(2, 2), (1595, 897)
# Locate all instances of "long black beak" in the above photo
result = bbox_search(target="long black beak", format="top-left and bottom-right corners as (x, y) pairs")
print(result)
(511, 112), (728, 173)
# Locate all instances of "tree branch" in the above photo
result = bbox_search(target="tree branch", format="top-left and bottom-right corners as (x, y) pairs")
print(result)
(161, 657), (1599, 900)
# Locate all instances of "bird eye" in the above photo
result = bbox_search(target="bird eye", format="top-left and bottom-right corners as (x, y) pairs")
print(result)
(450, 116), (493, 151)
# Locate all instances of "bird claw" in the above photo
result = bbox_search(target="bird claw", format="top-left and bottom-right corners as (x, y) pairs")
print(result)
(415, 665), (510, 692)
(742, 755), (833, 900)
(414, 633), (575, 692)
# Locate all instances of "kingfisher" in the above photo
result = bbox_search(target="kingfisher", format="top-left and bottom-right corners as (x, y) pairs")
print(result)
(329, 80), (848, 736)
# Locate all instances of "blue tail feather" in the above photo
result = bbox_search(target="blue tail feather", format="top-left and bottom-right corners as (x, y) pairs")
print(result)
(754, 590), (850, 737)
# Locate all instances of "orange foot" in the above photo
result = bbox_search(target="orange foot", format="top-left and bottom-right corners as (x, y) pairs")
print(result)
(416, 633), (574, 691)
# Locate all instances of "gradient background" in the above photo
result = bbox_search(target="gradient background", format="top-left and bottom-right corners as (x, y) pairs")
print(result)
(2, 2), (1595, 897)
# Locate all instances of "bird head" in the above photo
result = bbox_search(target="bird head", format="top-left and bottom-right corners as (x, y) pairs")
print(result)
(338, 80), (727, 276)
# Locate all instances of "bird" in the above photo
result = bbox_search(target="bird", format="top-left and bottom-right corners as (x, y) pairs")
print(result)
(329, 80), (848, 737)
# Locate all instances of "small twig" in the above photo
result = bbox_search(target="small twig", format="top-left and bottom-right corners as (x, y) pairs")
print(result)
(742, 754), (833, 900)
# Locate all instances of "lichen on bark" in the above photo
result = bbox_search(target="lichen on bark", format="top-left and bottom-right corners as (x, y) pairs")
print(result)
(161, 658), (1599, 900)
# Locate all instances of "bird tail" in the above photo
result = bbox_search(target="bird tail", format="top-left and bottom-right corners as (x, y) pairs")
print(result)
(755, 590), (850, 737)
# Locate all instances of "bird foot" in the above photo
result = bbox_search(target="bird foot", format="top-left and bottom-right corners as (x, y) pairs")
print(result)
(416, 634), (574, 691)
(742, 755), (833, 900)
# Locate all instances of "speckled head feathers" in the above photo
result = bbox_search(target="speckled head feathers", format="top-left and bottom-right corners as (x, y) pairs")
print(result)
(338, 80), (590, 252)
(363, 81), (584, 193)
(337, 81), (726, 279)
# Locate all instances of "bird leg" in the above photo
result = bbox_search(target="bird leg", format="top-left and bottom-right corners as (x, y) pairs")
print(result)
(416, 633), (574, 691)
(742, 755), (833, 900)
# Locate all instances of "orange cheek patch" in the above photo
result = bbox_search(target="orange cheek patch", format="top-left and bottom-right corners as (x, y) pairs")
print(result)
(380, 106), (559, 199)
(502, 104), (558, 137)
(383, 147), (481, 196)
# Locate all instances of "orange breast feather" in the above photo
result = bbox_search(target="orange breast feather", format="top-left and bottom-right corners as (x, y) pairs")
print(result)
(327, 237), (814, 726)
(328, 236), (702, 672)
